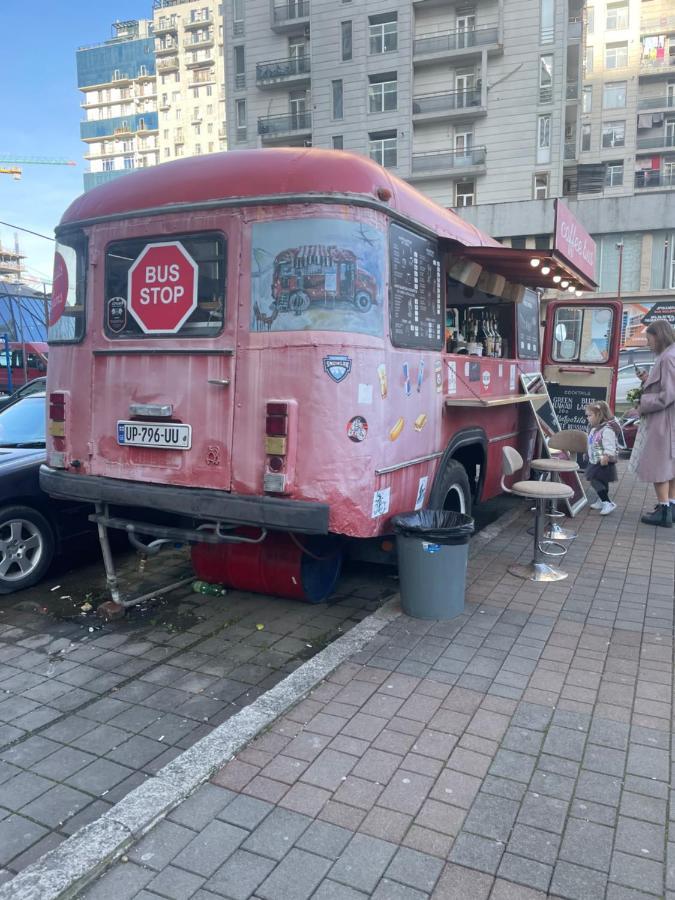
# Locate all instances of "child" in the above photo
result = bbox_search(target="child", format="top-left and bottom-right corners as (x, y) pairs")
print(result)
(585, 402), (618, 515)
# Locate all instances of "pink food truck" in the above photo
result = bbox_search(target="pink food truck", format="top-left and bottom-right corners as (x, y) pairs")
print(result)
(41, 149), (609, 607)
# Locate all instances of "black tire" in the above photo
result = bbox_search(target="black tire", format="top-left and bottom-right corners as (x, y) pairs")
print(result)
(428, 460), (472, 516)
(353, 290), (373, 313)
(288, 291), (310, 313)
(0, 505), (55, 595)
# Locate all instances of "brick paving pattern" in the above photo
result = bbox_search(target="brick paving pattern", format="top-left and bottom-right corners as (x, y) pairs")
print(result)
(74, 465), (675, 899)
(0, 551), (389, 882)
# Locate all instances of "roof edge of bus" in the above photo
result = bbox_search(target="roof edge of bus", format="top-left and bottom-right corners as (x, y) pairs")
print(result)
(60, 149), (498, 250)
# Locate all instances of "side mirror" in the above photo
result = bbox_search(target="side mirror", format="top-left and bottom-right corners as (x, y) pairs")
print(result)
(554, 323), (567, 342)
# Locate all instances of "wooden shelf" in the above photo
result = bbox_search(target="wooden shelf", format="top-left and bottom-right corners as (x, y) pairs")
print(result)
(445, 394), (548, 409)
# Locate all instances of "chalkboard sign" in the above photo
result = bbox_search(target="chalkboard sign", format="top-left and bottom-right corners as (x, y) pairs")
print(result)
(389, 223), (443, 350)
(547, 383), (607, 432)
(520, 373), (588, 516)
(516, 289), (540, 359)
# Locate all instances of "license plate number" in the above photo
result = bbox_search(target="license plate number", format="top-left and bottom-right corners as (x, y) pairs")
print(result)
(117, 421), (191, 450)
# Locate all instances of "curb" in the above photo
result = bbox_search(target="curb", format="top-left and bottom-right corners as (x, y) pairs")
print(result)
(1, 503), (519, 900)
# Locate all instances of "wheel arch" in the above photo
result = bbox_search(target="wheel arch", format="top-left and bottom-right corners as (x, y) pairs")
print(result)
(430, 427), (488, 504)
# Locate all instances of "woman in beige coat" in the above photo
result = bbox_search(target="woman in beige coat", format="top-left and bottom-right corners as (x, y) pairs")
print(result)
(637, 320), (675, 528)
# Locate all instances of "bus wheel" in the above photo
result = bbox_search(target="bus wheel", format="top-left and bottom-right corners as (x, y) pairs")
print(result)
(289, 291), (310, 314)
(353, 291), (373, 313)
(429, 460), (472, 517)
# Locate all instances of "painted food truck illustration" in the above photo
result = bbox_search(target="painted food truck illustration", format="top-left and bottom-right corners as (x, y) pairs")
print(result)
(40, 149), (611, 611)
(271, 245), (377, 314)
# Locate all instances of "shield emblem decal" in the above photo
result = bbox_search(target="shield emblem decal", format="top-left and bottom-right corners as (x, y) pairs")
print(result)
(323, 355), (352, 383)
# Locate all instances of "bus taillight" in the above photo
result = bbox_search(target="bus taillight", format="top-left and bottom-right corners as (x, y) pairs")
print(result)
(264, 402), (290, 493)
(49, 392), (66, 422)
(266, 403), (288, 437)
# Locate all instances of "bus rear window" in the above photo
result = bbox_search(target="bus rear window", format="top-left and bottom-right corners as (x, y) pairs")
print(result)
(48, 232), (87, 344)
(104, 233), (225, 339)
(552, 306), (613, 363)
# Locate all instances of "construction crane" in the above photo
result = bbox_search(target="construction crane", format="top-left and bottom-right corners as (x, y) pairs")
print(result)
(0, 156), (77, 180)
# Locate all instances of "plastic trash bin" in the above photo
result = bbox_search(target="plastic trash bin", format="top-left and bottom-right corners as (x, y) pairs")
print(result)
(392, 510), (475, 620)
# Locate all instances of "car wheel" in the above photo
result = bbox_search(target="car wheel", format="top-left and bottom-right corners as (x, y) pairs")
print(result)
(0, 506), (55, 594)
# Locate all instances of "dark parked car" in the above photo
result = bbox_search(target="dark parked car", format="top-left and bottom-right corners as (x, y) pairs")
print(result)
(0, 376), (47, 412)
(0, 392), (92, 593)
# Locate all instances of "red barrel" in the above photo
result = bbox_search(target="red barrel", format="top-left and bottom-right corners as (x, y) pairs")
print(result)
(191, 530), (342, 603)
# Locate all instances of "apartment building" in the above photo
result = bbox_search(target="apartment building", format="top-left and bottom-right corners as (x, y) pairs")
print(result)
(222, 0), (584, 208)
(153, 0), (227, 163)
(77, 20), (159, 191)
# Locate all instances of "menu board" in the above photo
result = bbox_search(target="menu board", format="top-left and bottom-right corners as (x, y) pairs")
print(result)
(548, 383), (606, 431)
(389, 224), (443, 350)
(516, 289), (540, 359)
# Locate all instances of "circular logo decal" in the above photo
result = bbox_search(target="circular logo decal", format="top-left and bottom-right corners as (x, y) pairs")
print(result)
(347, 416), (368, 443)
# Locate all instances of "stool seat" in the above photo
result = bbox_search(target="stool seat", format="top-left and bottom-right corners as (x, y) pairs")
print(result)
(512, 480), (574, 500)
(530, 458), (579, 473)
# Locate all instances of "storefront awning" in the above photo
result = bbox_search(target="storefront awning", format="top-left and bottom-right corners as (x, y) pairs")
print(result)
(456, 246), (598, 293)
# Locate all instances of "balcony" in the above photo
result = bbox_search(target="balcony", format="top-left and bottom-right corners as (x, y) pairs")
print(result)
(156, 42), (179, 56)
(184, 35), (214, 50)
(186, 53), (214, 68)
(258, 111), (312, 142)
(154, 18), (178, 35)
(272, 1), (310, 33)
(568, 17), (582, 41)
(184, 14), (211, 29)
(412, 88), (485, 123)
(256, 55), (311, 88)
(158, 57), (179, 73)
(634, 170), (675, 189)
(636, 134), (675, 152)
(639, 55), (675, 77)
(638, 95), (675, 110)
(413, 27), (501, 65)
(409, 146), (487, 181)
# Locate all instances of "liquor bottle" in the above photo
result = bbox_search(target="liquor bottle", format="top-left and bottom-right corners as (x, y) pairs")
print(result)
(493, 316), (502, 357)
(484, 314), (494, 357)
(192, 580), (227, 596)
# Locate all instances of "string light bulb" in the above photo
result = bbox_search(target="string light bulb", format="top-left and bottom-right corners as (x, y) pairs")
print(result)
(552, 274), (562, 283)
(530, 257), (541, 268)
(541, 265), (551, 275)
(560, 279), (570, 289)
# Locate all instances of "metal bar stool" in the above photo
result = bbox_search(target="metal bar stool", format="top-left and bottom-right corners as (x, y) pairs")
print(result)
(501, 447), (574, 583)
(530, 429), (587, 542)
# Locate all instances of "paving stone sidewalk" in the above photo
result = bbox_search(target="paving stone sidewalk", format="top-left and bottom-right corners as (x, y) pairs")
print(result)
(32, 465), (675, 898)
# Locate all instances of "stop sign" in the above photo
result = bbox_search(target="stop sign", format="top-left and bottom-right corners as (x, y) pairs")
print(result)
(128, 241), (198, 334)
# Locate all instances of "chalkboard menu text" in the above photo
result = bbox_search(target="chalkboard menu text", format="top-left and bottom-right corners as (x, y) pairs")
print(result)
(547, 383), (607, 431)
(389, 224), (443, 350)
(516, 289), (540, 359)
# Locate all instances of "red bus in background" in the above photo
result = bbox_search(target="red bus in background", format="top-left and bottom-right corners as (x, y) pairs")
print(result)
(40, 149), (610, 607)
(0, 341), (48, 393)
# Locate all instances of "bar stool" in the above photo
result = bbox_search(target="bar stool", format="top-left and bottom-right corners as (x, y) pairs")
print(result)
(501, 447), (574, 583)
(530, 429), (587, 542)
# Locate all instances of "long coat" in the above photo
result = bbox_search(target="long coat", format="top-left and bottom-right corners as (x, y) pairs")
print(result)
(637, 342), (675, 483)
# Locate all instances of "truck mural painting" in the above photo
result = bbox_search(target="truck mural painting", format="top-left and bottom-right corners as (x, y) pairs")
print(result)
(251, 218), (384, 336)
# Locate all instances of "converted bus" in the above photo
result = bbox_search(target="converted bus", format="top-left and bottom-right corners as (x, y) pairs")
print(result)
(41, 149), (613, 605)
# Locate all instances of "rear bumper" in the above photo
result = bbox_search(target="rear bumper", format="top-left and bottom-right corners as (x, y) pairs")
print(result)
(39, 467), (330, 535)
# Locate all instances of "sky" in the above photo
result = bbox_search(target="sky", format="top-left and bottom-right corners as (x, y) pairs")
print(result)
(1, 0), (150, 287)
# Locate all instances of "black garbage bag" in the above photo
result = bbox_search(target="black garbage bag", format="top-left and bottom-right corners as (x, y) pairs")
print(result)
(392, 509), (475, 545)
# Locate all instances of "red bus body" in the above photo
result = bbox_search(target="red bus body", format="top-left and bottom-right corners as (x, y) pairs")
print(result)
(0, 342), (48, 393)
(42, 149), (549, 546)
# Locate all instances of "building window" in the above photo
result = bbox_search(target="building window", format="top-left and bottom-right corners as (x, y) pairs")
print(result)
(455, 180), (475, 207)
(582, 85), (593, 113)
(233, 0), (244, 34)
(585, 46), (594, 75)
(539, 54), (553, 103)
(581, 122), (591, 151)
(234, 45), (245, 89)
(103, 159), (115, 171)
(534, 173), (548, 199)
(235, 99), (246, 141)
(369, 130), (397, 167)
(332, 79), (344, 119)
(139, 65), (148, 76)
(369, 14), (398, 54)
(195, 143), (202, 154)
(606, 2), (628, 30)
(540, 0), (554, 43)
(341, 21), (352, 61)
(602, 120), (625, 148)
(537, 114), (551, 164)
(332, 135), (344, 149)
(123, 156), (134, 170)
(369, 73), (397, 113)
(605, 161), (624, 186)
(603, 82), (627, 109)
(587, 7), (594, 33)
(605, 42), (628, 69)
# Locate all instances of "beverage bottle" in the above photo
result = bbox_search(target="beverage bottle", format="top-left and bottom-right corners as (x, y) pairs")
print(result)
(192, 580), (227, 596)
(494, 317), (502, 357)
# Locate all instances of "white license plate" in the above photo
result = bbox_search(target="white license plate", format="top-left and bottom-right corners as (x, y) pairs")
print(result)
(117, 421), (192, 450)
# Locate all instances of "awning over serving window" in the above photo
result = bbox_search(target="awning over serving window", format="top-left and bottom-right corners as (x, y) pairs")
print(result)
(455, 246), (598, 294)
